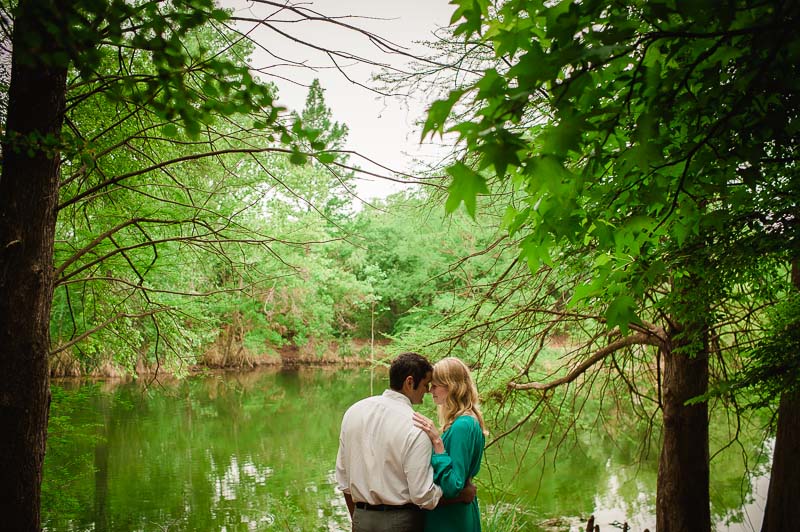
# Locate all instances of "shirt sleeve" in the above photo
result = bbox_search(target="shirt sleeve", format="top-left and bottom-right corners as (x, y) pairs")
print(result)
(404, 430), (443, 509)
(335, 425), (349, 494)
(430, 418), (478, 499)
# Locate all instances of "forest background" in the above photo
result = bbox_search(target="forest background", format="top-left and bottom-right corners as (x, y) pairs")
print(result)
(0, 0), (798, 531)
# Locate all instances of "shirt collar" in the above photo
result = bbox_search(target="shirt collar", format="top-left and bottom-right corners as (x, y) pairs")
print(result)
(383, 388), (411, 406)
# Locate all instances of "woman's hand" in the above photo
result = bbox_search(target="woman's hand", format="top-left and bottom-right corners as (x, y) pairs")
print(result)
(413, 412), (445, 454)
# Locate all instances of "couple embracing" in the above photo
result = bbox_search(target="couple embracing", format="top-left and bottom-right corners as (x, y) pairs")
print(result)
(335, 352), (487, 532)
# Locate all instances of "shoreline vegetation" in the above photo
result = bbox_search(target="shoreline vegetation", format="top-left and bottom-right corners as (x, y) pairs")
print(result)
(48, 337), (389, 379)
(48, 332), (579, 379)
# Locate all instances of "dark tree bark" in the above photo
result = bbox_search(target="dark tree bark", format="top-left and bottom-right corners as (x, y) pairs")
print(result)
(761, 261), (800, 532)
(762, 391), (800, 532)
(656, 322), (711, 532)
(0, 0), (68, 528)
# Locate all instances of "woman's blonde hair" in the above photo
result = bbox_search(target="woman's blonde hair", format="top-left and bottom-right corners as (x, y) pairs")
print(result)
(432, 357), (488, 435)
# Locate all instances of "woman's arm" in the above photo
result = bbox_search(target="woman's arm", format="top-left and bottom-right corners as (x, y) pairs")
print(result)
(413, 413), (478, 499)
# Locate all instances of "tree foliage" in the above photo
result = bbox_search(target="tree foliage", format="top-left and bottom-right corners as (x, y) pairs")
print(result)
(428, 0), (798, 327)
(416, 0), (799, 529)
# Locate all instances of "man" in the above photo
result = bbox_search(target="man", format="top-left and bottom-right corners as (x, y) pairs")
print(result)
(335, 352), (474, 532)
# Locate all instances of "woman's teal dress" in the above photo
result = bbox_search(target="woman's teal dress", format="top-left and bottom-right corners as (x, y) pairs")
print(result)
(426, 415), (485, 532)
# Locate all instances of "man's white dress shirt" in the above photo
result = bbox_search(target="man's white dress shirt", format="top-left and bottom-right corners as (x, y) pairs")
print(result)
(335, 389), (442, 509)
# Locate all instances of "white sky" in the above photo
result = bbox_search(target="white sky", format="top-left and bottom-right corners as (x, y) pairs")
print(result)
(224, 0), (456, 200)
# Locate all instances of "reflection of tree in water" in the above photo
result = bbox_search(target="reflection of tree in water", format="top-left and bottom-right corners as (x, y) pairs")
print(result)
(708, 411), (773, 530)
(478, 382), (771, 530)
(43, 368), (373, 531)
(93, 391), (110, 532)
(42, 383), (103, 529)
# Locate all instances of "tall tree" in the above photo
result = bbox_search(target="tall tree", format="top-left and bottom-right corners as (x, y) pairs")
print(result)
(0, 2), (68, 527)
(734, 261), (800, 532)
(423, 0), (799, 528)
(0, 0), (398, 526)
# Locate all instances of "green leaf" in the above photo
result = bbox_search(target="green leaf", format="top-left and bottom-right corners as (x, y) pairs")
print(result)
(445, 162), (489, 218)
(210, 8), (230, 21)
(422, 89), (465, 140)
(475, 69), (505, 100)
(508, 45), (558, 87)
(568, 282), (597, 307)
(450, 0), (488, 37)
(289, 150), (308, 165)
(519, 234), (553, 270)
(184, 119), (201, 138)
(162, 124), (179, 137)
(507, 206), (531, 236)
(316, 152), (336, 164)
(540, 116), (585, 156)
(605, 295), (640, 333)
(530, 155), (575, 198)
(501, 205), (518, 229)
(479, 129), (524, 177)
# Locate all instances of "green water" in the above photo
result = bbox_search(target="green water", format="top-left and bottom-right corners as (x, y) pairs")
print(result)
(42, 367), (771, 531)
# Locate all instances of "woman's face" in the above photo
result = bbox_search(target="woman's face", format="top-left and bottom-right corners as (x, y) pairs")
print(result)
(430, 381), (449, 406)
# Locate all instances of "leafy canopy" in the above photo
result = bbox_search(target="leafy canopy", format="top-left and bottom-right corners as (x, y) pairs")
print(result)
(427, 0), (799, 329)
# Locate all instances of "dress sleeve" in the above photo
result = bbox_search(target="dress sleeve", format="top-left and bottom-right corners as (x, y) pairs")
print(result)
(429, 417), (479, 499)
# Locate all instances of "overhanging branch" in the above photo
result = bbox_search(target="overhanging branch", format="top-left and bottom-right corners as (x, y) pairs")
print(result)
(49, 307), (171, 357)
(508, 330), (665, 391)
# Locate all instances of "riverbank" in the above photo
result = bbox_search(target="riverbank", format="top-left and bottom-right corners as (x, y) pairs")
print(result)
(48, 337), (389, 378)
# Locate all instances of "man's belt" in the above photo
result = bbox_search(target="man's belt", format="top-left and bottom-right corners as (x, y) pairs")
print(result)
(354, 502), (419, 511)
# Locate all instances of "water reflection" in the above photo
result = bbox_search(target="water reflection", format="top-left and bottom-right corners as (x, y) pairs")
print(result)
(45, 368), (358, 531)
(43, 367), (770, 531)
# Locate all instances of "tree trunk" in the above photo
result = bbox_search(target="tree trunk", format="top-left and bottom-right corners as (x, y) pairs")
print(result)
(656, 325), (711, 531)
(761, 392), (800, 532)
(761, 260), (800, 532)
(0, 0), (67, 528)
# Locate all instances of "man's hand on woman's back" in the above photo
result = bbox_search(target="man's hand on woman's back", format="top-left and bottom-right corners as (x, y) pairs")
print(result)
(460, 480), (477, 504)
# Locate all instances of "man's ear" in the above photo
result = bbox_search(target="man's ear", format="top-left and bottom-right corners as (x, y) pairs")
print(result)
(404, 375), (414, 390)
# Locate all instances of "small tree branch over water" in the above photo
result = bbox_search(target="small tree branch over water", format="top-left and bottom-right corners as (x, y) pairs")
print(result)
(508, 330), (666, 392)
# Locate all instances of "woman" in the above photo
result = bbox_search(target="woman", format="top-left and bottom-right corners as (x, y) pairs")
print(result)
(413, 357), (487, 532)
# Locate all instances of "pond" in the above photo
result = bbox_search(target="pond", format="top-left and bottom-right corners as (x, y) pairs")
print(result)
(42, 367), (771, 531)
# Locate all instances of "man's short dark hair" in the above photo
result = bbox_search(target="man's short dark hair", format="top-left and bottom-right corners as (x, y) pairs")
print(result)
(389, 352), (433, 391)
